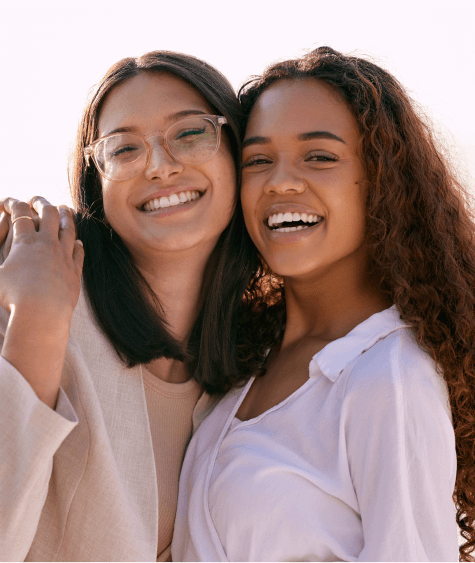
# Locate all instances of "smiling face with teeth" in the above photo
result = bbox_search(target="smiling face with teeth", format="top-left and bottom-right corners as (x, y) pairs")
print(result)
(241, 78), (369, 280)
(97, 72), (236, 267)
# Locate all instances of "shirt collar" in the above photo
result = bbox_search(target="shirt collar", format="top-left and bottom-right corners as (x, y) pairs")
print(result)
(309, 305), (411, 382)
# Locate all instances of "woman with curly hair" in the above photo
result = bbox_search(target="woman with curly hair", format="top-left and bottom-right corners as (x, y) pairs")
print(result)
(173, 47), (475, 561)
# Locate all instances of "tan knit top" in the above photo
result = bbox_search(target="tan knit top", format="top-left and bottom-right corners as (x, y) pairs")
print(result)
(141, 367), (202, 561)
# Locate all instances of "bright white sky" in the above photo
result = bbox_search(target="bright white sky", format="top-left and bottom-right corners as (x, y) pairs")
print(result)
(0, 0), (474, 206)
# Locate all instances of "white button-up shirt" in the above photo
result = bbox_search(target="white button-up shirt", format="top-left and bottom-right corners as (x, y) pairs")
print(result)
(172, 306), (458, 561)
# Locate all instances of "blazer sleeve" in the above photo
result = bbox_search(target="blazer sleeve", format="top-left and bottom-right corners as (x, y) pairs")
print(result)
(343, 331), (458, 562)
(0, 356), (78, 561)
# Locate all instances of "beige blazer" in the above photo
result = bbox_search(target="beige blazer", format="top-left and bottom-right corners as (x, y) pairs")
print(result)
(0, 279), (213, 562)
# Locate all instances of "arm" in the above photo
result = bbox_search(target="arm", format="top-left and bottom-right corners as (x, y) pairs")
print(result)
(0, 197), (84, 407)
(0, 197), (82, 560)
(343, 331), (458, 562)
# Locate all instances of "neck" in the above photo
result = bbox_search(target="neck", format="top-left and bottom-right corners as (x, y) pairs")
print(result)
(132, 242), (219, 383)
(281, 249), (392, 349)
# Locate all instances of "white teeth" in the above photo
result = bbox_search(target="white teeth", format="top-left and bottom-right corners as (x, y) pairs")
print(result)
(143, 190), (201, 211)
(266, 211), (323, 228)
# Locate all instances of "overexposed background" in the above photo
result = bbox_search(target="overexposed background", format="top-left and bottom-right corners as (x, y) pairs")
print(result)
(0, 0), (474, 206)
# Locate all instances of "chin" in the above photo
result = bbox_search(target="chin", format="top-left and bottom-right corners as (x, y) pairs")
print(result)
(265, 259), (309, 279)
(265, 251), (333, 279)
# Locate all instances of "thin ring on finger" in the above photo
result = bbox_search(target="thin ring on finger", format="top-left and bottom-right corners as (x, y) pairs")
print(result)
(12, 216), (35, 226)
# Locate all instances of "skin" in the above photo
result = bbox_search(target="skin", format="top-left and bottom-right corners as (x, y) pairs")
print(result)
(0, 71), (237, 406)
(237, 78), (392, 421)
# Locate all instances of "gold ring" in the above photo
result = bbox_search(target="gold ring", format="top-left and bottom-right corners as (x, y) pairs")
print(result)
(12, 216), (35, 226)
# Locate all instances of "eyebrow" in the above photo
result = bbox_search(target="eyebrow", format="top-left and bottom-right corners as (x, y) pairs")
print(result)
(242, 130), (346, 149)
(103, 109), (207, 136)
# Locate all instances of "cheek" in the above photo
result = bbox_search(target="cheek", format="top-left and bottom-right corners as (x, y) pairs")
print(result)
(333, 193), (367, 249)
(100, 181), (129, 229)
(99, 178), (113, 206)
(101, 185), (116, 220)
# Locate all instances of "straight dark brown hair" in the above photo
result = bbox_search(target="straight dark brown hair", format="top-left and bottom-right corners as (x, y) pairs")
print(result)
(69, 51), (272, 395)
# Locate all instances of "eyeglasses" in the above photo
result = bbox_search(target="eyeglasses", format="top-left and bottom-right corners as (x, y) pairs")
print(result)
(84, 114), (227, 181)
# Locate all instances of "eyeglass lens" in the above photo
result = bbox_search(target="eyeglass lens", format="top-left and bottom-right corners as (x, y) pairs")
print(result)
(94, 117), (219, 181)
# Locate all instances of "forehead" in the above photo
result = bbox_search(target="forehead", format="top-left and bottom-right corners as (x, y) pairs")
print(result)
(246, 78), (359, 141)
(98, 71), (214, 135)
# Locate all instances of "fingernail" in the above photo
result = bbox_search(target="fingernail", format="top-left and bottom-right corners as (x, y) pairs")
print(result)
(76, 239), (83, 247)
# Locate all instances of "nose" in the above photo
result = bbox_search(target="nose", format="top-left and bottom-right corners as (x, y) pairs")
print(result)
(264, 160), (306, 195)
(144, 136), (184, 181)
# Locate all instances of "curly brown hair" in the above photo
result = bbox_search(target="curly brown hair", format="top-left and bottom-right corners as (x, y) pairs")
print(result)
(239, 46), (475, 560)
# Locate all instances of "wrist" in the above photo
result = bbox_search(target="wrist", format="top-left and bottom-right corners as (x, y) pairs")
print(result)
(9, 302), (74, 334)
(2, 306), (72, 409)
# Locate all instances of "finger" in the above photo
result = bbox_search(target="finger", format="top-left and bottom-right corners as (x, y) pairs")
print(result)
(0, 212), (9, 247)
(27, 195), (53, 207)
(0, 197), (17, 214)
(5, 200), (36, 236)
(2, 198), (39, 231)
(58, 205), (77, 245)
(2, 197), (20, 215)
(72, 239), (85, 277)
(30, 196), (59, 236)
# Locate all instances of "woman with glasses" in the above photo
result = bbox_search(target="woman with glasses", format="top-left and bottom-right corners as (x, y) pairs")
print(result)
(172, 48), (475, 561)
(0, 52), (273, 561)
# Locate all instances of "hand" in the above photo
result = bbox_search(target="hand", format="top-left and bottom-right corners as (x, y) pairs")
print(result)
(0, 197), (84, 408)
(0, 197), (83, 317)
(1, 196), (46, 261)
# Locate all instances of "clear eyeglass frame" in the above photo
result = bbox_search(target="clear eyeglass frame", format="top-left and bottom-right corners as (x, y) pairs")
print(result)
(83, 114), (228, 181)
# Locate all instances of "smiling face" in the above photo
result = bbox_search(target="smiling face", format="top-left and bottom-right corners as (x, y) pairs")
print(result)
(97, 71), (236, 265)
(241, 78), (368, 280)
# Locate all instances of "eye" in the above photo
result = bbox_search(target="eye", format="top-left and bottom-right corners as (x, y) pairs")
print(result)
(112, 144), (139, 157)
(306, 151), (338, 164)
(101, 134), (145, 163)
(175, 127), (206, 141)
(242, 155), (272, 168)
